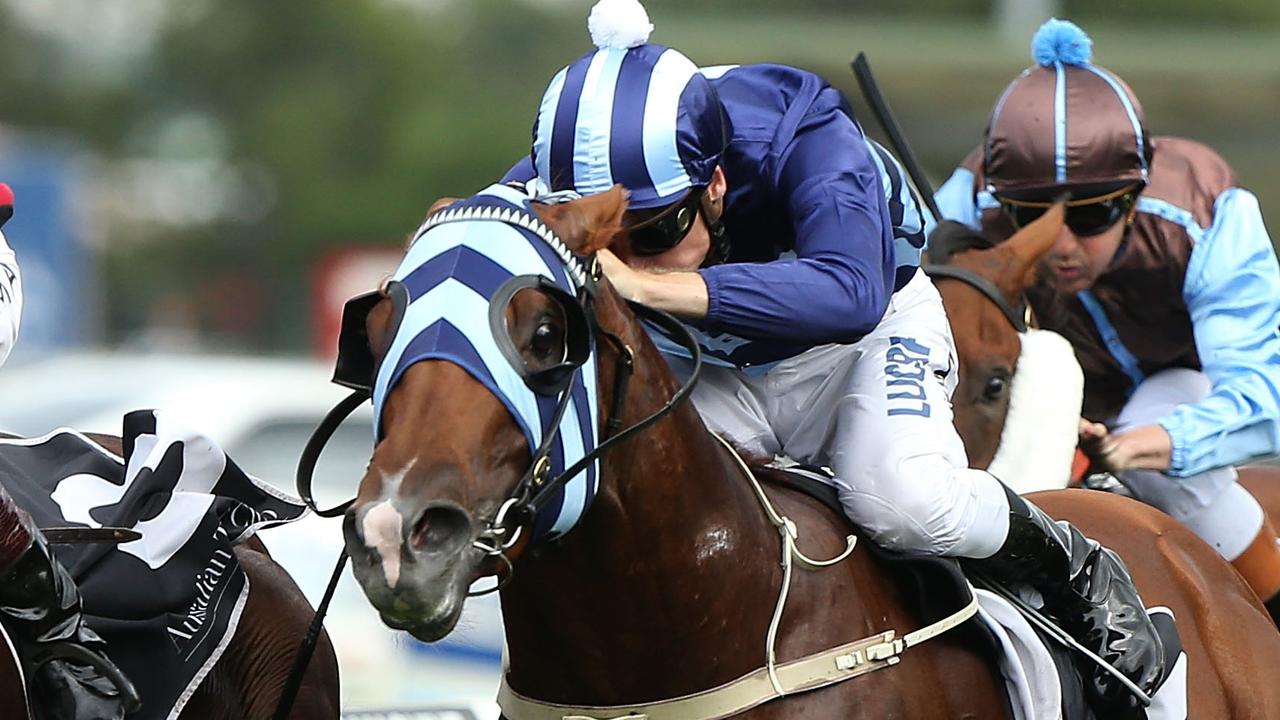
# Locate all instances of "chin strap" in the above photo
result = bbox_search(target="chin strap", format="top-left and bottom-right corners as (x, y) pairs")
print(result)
(700, 192), (730, 268)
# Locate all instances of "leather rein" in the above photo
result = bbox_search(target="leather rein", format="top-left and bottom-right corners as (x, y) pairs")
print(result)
(924, 263), (1029, 332)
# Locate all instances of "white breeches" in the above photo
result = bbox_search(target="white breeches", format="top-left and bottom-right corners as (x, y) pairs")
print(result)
(1114, 368), (1263, 560)
(675, 270), (1010, 558)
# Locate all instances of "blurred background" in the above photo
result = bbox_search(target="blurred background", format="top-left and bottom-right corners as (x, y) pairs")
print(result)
(0, 0), (1276, 715)
(2, 0), (1278, 356)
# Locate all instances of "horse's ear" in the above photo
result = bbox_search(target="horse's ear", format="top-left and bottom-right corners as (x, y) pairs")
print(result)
(534, 185), (629, 255)
(365, 293), (395, 363)
(1005, 201), (1065, 289)
(407, 197), (464, 248)
(426, 196), (460, 218)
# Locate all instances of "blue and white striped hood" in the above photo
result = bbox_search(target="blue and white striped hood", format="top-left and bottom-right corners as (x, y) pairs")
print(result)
(372, 183), (600, 540)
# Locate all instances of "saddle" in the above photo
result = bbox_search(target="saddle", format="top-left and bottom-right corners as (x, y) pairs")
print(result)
(753, 461), (1184, 720)
(754, 462), (979, 621)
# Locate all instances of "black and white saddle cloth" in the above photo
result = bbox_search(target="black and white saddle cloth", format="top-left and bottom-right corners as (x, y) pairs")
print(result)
(0, 410), (307, 720)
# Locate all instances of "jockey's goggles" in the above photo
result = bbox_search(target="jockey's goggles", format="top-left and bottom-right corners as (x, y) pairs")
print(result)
(998, 183), (1140, 237)
(623, 187), (705, 256)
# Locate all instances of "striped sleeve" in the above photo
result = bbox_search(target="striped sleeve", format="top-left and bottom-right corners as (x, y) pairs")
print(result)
(935, 166), (982, 230)
(865, 138), (932, 287)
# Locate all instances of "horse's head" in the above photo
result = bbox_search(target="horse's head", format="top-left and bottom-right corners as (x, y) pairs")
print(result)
(340, 185), (631, 640)
(930, 204), (1064, 468)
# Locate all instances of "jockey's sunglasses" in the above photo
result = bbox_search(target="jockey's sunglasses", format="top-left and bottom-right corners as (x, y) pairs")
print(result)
(624, 188), (705, 256)
(998, 184), (1140, 237)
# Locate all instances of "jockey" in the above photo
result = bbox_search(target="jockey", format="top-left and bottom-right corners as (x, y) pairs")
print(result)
(0, 183), (20, 367)
(505, 1), (1163, 714)
(937, 19), (1280, 625)
(0, 185), (138, 719)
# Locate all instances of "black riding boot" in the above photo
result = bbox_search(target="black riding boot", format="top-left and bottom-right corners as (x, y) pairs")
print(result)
(1264, 593), (1280, 629)
(0, 488), (140, 720)
(973, 486), (1164, 719)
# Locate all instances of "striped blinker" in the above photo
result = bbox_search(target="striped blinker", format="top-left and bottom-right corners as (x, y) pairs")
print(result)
(372, 184), (601, 541)
(532, 43), (726, 210)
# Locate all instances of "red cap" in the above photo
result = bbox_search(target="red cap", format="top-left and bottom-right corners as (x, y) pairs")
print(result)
(0, 184), (12, 228)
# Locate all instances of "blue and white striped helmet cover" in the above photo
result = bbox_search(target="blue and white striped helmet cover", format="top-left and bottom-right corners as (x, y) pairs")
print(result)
(372, 183), (601, 540)
(531, 43), (727, 210)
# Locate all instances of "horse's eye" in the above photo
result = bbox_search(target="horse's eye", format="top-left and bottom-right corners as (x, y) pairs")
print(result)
(982, 375), (1009, 403)
(530, 320), (564, 361)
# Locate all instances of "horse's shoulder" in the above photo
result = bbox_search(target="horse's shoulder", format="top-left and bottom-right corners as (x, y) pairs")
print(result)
(214, 537), (340, 719)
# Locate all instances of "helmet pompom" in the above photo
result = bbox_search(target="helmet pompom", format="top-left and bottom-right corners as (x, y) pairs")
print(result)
(588, 0), (654, 50)
(1031, 18), (1093, 67)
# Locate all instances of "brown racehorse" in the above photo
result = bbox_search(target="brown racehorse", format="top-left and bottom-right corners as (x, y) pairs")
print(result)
(934, 204), (1280, 716)
(930, 206), (1280, 534)
(929, 211), (1280, 498)
(0, 433), (340, 720)
(343, 188), (1280, 718)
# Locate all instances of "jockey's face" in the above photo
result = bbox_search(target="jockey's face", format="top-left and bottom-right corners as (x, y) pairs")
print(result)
(1001, 183), (1139, 294)
(616, 166), (726, 272)
(1041, 213), (1129, 293)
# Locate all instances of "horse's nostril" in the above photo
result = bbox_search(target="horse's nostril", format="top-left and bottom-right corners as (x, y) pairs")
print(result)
(411, 506), (470, 553)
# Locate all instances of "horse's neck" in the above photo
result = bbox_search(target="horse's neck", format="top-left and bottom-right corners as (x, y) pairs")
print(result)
(500, 350), (784, 702)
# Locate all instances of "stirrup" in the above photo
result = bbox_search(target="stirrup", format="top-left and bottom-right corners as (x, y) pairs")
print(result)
(29, 640), (143, 714)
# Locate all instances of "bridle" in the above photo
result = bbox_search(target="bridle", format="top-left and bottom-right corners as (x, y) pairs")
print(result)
(923, 263), (1030, 332)
(467, 296), (704, 592)
(922, 224), (1031, 332)
(299, 203), (705, 565)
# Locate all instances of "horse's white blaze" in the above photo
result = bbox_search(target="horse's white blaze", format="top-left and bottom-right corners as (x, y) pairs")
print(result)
(378, 460), (412, 498)
(363, 500), (405, 588)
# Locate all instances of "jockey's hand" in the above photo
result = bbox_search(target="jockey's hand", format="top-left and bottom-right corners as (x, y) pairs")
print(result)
(1079, 418), (1109, 442)
(596, 248), (644, 303)
(1093, 423), (1173, 473)
(596, 248), (710, 319)
(1076, 418), (1110, 475)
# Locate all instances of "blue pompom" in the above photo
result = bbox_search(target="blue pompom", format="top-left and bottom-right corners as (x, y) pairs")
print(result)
(1031, 18), (1093, 67)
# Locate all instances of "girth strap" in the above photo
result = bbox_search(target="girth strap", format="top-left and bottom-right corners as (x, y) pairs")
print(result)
(496, 592), (980, 720)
